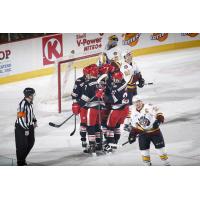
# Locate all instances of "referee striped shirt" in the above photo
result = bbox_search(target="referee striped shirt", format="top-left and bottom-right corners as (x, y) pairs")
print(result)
(16, 98), (37, 130)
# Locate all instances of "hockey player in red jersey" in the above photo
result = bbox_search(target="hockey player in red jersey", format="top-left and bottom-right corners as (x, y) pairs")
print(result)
(104, 71), (129, 152)
(71, 65), (91, 149)
(98, 64), (117, 142)
(79, 65), (104, 154)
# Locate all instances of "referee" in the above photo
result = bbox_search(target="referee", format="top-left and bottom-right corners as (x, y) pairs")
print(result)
(15, 88), (37, 166)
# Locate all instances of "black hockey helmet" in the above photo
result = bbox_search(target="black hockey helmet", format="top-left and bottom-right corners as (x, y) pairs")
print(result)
(23, 88), (35, 97)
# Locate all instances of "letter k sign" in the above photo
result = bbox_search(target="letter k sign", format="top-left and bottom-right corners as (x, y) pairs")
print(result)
(42, 34), (63, 65)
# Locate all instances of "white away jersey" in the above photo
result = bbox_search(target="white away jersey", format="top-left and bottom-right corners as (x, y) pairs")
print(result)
(120, 60), (140, 84)
(97, 45), (122, 66)
(131, 103), (160, 131)
(105, 45), (122, 61)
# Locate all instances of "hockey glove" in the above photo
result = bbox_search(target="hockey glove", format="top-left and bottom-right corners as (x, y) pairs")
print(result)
(33, 122), (38, 128)
(124, 124), (133, 132)
(138, 78), (145, 88)
(72, 103), (80, 115)
(95, 89), (105, 98)
(153, 119), (160, 129)
(128, 132), (136, 144)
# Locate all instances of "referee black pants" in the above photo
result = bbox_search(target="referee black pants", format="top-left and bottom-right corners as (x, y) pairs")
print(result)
(15, 124), (35, 166)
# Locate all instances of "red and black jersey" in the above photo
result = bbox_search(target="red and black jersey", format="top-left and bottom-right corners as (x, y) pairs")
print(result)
(106, 79), (129, 110)
(71, 76), (86, 103)
(79, 78), (104, 108)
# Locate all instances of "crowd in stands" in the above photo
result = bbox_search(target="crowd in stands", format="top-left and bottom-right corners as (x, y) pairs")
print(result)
(0, 33), (54, 44)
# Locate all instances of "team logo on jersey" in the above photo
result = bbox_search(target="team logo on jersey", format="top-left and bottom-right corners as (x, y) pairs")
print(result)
(181, 33), (199, 37)
(42, 34), (63, 65)
(151, 33), (168, 42)
(122, 33), (141, 47)
(138, 116), (150, 127)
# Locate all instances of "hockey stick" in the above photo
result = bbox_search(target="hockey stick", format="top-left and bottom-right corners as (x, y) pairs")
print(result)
(109, 131), (147, 148)
(69, 56), (77, 136)
(136, 82), (154, 86)
(144, 82), (153, 85)
(49, 113), (74, 128)
(70, 115), (77, 136)
(109, 140), (129, 148)
(120, 140), (129, 146)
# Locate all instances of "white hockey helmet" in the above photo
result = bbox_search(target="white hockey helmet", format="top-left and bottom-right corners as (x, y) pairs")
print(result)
(133, 95), (143, 103)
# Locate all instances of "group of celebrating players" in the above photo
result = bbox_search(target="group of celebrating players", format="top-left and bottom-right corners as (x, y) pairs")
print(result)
(71, 35), (170, 166)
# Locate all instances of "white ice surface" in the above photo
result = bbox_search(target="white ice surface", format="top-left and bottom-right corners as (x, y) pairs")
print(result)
(0, 47), (200, 166)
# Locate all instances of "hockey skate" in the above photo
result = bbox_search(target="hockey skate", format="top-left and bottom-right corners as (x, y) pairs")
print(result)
(103, 144), (113, 154)
(83, 144), (96, 156)
(95, 143), (105, 156)
(81, 141), (87, 148)
(163, 161), (171, 166)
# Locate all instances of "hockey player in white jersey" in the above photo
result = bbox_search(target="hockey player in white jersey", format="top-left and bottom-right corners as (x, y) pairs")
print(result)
(97, 35), (121, 70)
(128, 96), (170, 166)
(120, 50), (145, 131)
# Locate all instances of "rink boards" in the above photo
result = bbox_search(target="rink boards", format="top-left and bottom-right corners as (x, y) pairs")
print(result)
(0, 33), (200, 85)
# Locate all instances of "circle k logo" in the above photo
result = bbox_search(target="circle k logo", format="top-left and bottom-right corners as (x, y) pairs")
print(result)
(42, 34), (63, 65)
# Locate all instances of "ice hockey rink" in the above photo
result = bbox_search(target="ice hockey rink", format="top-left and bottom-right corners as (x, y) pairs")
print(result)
(0, 47), (200, 166)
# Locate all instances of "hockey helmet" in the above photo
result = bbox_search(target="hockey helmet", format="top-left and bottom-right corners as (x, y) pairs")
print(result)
(99, 64), (112, 74)
(83, 66), (91, 76)
(99, 66), (108, 75)
(110, 60), (121, 70)
(112, 71), (123, 81)
(89, 64), (98, 69)
(133, 95), (143, 103)
(103, 64), (115, 73)
(90, 65), (99, 77)
(108, 64), (116, 73)
(23, 88), (35, 97)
